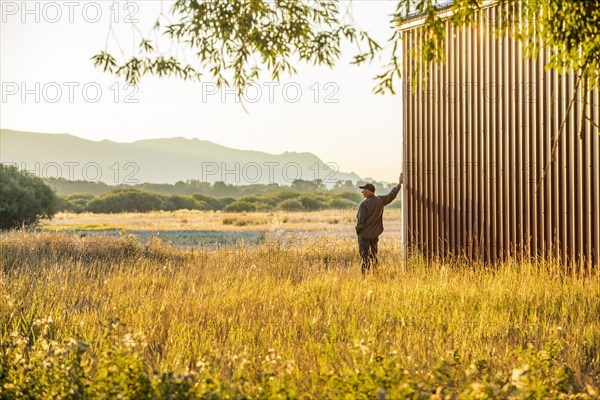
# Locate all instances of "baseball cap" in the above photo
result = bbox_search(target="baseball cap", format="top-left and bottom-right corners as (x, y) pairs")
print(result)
(359, 183), (376, 193)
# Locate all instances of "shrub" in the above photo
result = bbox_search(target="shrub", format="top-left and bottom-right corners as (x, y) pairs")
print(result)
(224, 200), (257, 212)
(336, 191), (363, 203)
(161, 195), (205, 211)
(279, 199), (304, 211)
(299, 195), (326, 211)
(0, 164), (57, 230)
(55, 193), (95, 213)
(233, 195), (271, 210)
(87, 189), (162, 213)
(192, 194), (235, 210)
(329, 197), (358, 209)
(68, 193), (95, 212)
(55, 195), (75, 212)
(263, 191), (300, 205)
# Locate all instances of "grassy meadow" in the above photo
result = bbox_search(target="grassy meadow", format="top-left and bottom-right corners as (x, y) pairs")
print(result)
(1, 210), (599, 399)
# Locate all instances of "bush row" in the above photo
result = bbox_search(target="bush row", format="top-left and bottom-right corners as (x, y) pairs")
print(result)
(46, 177), (398, 198)
(56, 189), (398, 213)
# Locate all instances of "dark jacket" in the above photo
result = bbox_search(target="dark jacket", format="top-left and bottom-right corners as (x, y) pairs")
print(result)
(355, 185), (401, 239)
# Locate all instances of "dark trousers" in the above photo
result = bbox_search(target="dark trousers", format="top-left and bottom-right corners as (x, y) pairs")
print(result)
(358, 237), (379, 274)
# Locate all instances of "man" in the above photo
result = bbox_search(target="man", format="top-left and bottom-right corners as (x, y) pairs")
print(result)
(355, 173), (404, 274)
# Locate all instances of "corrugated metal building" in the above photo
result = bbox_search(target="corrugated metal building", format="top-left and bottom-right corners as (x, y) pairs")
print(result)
(400, 2), (599, 270)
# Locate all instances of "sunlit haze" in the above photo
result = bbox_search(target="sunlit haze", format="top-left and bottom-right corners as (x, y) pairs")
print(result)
(0, 0), (403, 182)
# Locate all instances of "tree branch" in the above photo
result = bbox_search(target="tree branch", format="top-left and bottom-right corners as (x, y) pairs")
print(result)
(536, 73), (582, 193)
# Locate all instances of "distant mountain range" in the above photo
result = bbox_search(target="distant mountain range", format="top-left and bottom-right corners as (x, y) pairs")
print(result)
(0, 129), (362, 186)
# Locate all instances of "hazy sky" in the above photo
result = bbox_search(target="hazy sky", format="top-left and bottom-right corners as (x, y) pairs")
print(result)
(1, 0), (403, 182)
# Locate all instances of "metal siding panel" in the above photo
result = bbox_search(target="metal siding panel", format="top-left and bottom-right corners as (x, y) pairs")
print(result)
(407, 30), (414, 252)
(401, 2), (597, 269)
(412, 30), (418, 254)
(443, 22), (451, 259)
(553, 55), (561, 262)
(527, 47), (544, 259)
(494, 7), (503, 261)
(490, 6), (499, 263)
(503, 7), (511, 260)
(426, 57), (432, 259)
(523, 33), (532, 259)
(460, 24), (467, 257)
(421, 42), (427, 257)
(403, 30), (410, 251)
(567, 73), (575, 266)
(544, 49), (553, 260)
(582, 88), (591, 268)
(467, 23), (474, 260)
(477, 18), (483, 261)
(418, 29), (425, 255)
(432, 66), (437, 258)
(417, 28), (424, 254)
(441, 25), (448, 259)
(469, 22), (477, 260)
(403, 31), (410, 251)
(592, 88), (600, 268)
(405, 32), (410, 251)
(515, 22), (523, 259)
(506, 23), (515, 259)
(556, 71), (564, 261)
(450, 24), (458, 256)
(408, 30), (416, 252)
(434, 62), (441, 258)
(415, 31), (420, 254)
(544, 49), (553, 261)
(540, 49), (548, 259)
(480, 11), (489, 261)
(575, 73), (583, 268)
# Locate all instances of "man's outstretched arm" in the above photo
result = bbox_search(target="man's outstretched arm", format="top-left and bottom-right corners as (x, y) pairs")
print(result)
(382, 173), (404, 205)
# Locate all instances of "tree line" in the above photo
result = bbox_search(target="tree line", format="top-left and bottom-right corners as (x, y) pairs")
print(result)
(1, 164), (400, 230)
(57, 188), (400, 214)
(44, 177), (396, 198)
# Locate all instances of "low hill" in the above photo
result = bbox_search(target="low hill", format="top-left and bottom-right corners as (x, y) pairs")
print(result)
(0, 129), (361, 186)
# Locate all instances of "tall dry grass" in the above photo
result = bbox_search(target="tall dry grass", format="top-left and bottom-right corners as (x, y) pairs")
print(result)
(1, 230), (598, 398)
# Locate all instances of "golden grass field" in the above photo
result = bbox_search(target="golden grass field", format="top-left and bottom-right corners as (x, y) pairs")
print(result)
(1, 210), (599, 399)
(40, 209), (402, 234)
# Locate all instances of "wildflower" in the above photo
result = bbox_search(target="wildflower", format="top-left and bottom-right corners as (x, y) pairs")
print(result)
(355, 341), (369, 356)
(284, 360), (296, 375)
(470, 382), (485, 396)
(33, 316), (54, 327)
(510, 365), (529, 389)
(196, 359), (208, 372)
(123, 333), (137, 348)
(465, 363), (478, 378)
